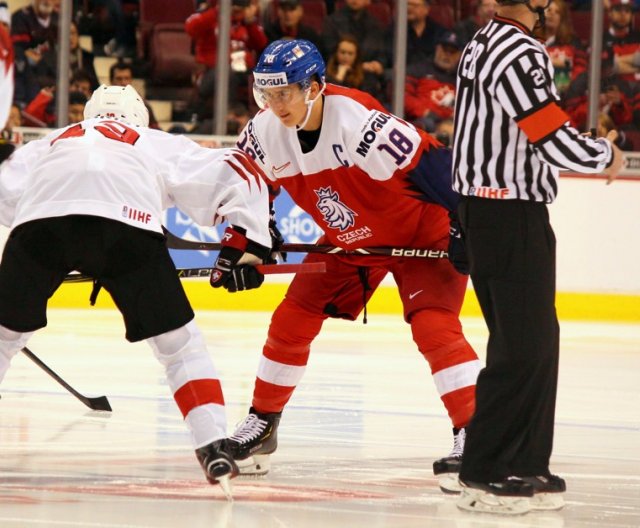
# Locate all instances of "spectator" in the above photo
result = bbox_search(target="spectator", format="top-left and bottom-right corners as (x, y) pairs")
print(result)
(598, 112), (635, 150)
(264, 0), (322, 51)
(225, 101), (251, 135)
(406, 0), (446, 69)
(454, 0), (497, 47)
(434, 118), (454, 147)
(603, 0), (640, 82)
(563, 70), (640, 131)
(10, 0), (59, 105)
(37, 21), (100, 94)
(70, 69), (94, 99)
(325, 34), (385, 100)
(190, 101), (252, 136)
(321, 0), (390, 76)
(404, 31), (462, 133)
(78, 0), (136, 58)
(24, 88), (88, 126)
(0, 1), (9, 29)
(67, 90), (87, 123)
(109, 61), (160, 129)
(101, 0), (136, 58)
(185, 0), (268, 118)
(539, 0), (587, 95)
(4, 104), (22, 132)
(69, 20), (99, 88)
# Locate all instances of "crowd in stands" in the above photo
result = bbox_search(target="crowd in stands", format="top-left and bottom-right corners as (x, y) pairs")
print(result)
(4, 0), (640, 150)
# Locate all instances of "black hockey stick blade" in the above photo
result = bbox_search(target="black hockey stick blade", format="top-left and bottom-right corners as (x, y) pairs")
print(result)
(21, 347), (112, 412)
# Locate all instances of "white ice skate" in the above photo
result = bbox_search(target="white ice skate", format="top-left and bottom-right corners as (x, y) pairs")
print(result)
(456, 477), (534, 515)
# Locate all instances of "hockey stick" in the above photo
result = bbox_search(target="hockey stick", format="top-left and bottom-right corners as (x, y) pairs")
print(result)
(21, 347), (113, 411)
(163, 228), (448, 259)
(62, 262), (326, 283)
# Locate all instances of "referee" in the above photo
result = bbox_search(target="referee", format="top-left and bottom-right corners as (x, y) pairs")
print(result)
(451, 0), (624, 515)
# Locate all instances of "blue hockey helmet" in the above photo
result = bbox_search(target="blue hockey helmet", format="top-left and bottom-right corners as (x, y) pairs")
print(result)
(253, 39), (325, 101)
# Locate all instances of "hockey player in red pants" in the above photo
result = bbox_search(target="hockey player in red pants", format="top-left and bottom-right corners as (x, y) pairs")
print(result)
(227, 39), (480, 491)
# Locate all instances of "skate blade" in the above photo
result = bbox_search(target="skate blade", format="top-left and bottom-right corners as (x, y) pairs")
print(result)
(531, 492), (565, 511)
(438, 473), (462, 495)
(237, 454), (271, 476)
(456, 488), (531, 515)
(218, 475), (233, 501)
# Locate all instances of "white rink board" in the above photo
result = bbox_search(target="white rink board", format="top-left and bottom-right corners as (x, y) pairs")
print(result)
(5, 127), (640, 295)
(551, 176), (640, 293)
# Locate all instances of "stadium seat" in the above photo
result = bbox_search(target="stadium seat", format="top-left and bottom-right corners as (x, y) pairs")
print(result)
(148, 23), (196, 86)
(138, 0), (196, 59)
(139, 0), (195, 25)
(300, 0), (328, 34)
(430, 4), (455, 29)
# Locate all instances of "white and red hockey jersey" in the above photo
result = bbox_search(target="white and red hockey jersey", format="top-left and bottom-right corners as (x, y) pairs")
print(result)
(0, 118), (271, 248)
(237, 84), (453, 251)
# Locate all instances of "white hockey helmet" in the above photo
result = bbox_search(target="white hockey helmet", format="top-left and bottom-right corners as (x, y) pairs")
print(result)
(83, 84), (149, 127)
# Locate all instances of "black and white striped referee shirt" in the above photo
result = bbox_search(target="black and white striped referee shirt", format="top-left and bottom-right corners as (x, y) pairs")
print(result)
(452, 16), (613, 203)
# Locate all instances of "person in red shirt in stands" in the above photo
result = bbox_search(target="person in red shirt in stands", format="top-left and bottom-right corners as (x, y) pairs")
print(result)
(404, 31), (462, 133)
(0, 13), (15, 163)
(603, 0), (640, 82)
(10, 0), (58, 105)
(563, 0), (640, 136)
(539, 0), (587, 96)
(185, 0), (268, 118)
(563, 70), (639, 137)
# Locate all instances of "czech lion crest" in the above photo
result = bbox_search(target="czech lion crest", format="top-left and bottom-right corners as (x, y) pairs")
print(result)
(315, 186), (357, 231)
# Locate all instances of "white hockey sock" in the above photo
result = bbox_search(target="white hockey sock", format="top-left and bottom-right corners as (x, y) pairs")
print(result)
(147, 320), (227, 447)
(0, 324), (33, 383)
(186, 404), (227, 448)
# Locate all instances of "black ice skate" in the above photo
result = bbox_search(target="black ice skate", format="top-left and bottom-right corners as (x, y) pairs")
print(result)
(228, 407), (281, 476)
(522, 474), (566, 511)
(457, 477), (535, 515)
(195, 438), (239, 499)
(433, 427), (465, 494)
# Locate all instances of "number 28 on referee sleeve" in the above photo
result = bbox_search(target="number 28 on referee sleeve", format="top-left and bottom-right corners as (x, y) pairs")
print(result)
(460, 42), (485, 80)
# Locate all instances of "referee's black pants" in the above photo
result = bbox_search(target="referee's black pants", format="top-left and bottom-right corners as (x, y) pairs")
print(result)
(458, 196), (560, 482)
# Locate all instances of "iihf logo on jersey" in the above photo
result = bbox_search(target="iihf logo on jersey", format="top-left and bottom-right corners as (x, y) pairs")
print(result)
(315, 187), (357, 231)
(122, 204), (151, 224)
